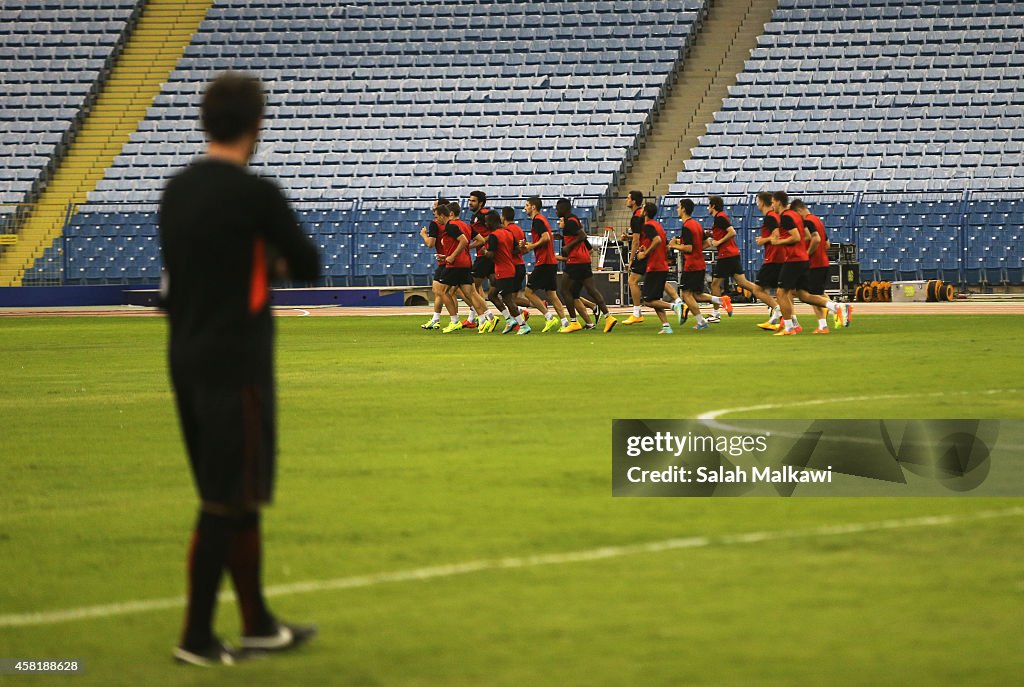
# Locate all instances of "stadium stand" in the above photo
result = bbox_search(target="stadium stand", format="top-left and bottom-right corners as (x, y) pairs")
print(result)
(15, 0), (1024, 287)
(43, 0), (709, 285)
(668, 0), (1024, 284)
(0, 0), (142, 213)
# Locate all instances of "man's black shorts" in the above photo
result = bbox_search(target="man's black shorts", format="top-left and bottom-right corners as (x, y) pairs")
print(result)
(564, 263), (593, 282)
(778, 260), (810, 291)
(679, 269), (706, 294)
(432, 262), (445, 283)
(514, 264), (526, 292)
(642, 270), (669, 302)
(494, 277), (517, 295)
(173, 377), (275, 506)
(527, 264), (558, 292)
(713, 255), (743, 279)
(471, 257), (494, 279)
(630, 257), (647, 276)
(756, 262), (782, 289)
(440, 266), (473, 286)
(806, 266), (830, 296)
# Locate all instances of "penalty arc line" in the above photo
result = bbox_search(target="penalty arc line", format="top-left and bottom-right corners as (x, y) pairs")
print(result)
(1, 507), (1021, 629)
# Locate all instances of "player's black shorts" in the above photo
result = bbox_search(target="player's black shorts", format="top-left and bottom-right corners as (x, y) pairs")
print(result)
(756, 262), (782, 289)
(679, 269), (706, 294)
(806, 266), (829, 296)
(642, 270), (669, 302)
(630, 257), (647, 276)
(514, 264), (526, 292)
(564, 263), (593, 282)
(494, 277), (517, 295)
(471, 257), (494, 279)
(778, 260), (810, 291)
(432, 262), (445, 283)
(527, 264), (558, 292)
(713, 255), (743, 279)
(440, 266), (473, 286)
(172, 376), (275, 506)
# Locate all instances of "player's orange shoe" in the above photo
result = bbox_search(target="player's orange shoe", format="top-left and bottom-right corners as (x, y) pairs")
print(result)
(622, 315), (644, 325)
(773, 328), (796, 336)
(813, 328), (830, 334)
(721, 295), (733, 316)
(757, 321), (781, 331)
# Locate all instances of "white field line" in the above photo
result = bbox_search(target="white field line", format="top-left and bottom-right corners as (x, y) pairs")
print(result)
(696, 388), (1021, 421)
(1, 507), (1021, 629)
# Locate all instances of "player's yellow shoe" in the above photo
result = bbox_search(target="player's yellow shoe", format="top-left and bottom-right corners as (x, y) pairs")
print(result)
(603, 315), (618, 333)
(442, 321), (463, 334)
(773, 328), (796, 336)
(542, 317), (560, 333)
(559, 320), (583, 333)
(478, 317), (497, 334)
(757, 321), (781, 331)
(622, 315), (644, 325)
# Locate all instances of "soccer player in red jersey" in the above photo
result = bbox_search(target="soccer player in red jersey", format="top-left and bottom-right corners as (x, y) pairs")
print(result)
(520, 197), (569, 333)
(466, 190), (498, 327)
(481, 211), (529, 331)
(706, 195), (776, 324)
(419, 197), (458, 330)
(555, 198), (617, 333)
(791, 198), (840, 334)
(622, 190), (648, 324)
(769, 192), (848, 336)
(484, 214), (532, 335)
(633, 202), (676, 334)
(754, 191), (785, 330)
(621, 190), (685, 325)
(667, 199), (730, 330)
(436, 203), (496, 333)
(500, 206), (532, 321)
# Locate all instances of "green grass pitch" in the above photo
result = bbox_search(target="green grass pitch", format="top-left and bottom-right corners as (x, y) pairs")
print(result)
(1, 313), (1021, 686)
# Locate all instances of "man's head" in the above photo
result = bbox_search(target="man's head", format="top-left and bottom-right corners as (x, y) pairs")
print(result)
(200, 72), (265, 159)
(708, 195), (725, 214)
(771, 191), (789, 213)
(469, 190), (487, 213)
(435, 203), (451, 222)
(433, 197), (450, 212)
(627, 190), (644, 210)
(501, 206), (515, 226)
(485, 210), (502, 231)
(525, 197), (543, 217)
(677, 198), (695, 219)
(789, 198), (808, 217)
(555, 198), (572, 219)
(756, 192), (774, 214)
(449, 202), (461, 218)
(643, 202), (658, 221)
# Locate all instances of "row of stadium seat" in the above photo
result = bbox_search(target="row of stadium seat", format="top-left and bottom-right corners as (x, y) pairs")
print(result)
(208, 0), (699, 15)
(27, 195), (1024, 287)
(777, 0), (1012, 10)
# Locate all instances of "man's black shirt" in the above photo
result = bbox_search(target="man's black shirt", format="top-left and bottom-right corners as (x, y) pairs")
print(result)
(159, 158), (320, 385)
